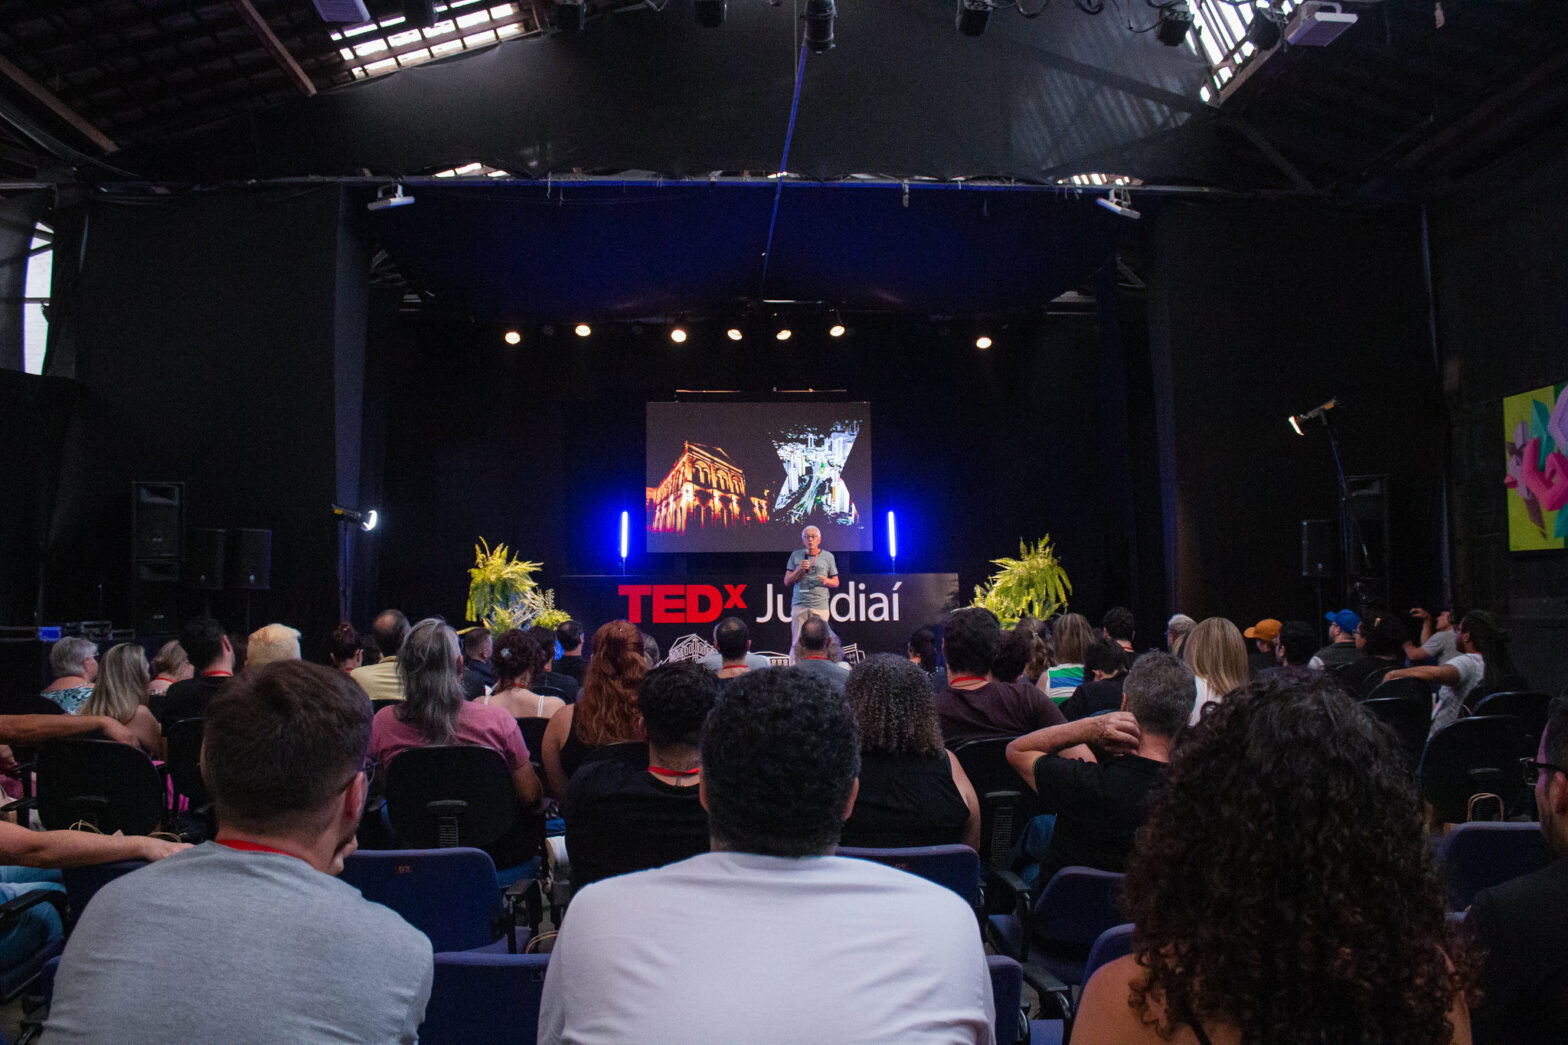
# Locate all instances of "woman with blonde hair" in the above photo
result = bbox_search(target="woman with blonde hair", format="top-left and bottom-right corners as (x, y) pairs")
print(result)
(146, 640), (192, 697)
(1043, 612), (1095, 705)
(1182, 617), (1249, 725)
(82, 643), (163, 755)
(541, 620), (646, 799)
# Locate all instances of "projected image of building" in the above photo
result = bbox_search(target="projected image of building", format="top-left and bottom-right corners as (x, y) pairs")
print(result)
(772, 422), (861, 526)
(647, 442), (771, 535)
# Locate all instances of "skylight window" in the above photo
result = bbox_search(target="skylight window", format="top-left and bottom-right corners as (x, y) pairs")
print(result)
(333, 1), (539, 81)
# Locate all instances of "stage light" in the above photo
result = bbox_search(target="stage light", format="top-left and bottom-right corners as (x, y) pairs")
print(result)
(726, 328), (744, 341)
(976, 335), (992, 350)
(1156, 2), (1193, 46)
(504, 330), (521, 345)
(804, 0), (835, 52)
(955, 0), (990, 36)
(670, 327), (688, 343)
(887, 510), (897, 562)
(776, 328), (792, 341)
(362, 509), (379, 532)
(619, 510), (629, 561)
(1289, 396), (1339, 435)
(1247, 6), (1284, 49)
(829, 312), (846, 338)
(331, 504), (379, 532)
(1289, 414), (1304, 436)
(574, 323), (592, 337)
(694, 0), (724, 27)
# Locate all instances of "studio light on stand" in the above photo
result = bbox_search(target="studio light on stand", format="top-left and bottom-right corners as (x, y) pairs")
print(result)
(331, 504), (379, 623)
(331, 504), (380, 532)
(1286, 395), (1369, 609)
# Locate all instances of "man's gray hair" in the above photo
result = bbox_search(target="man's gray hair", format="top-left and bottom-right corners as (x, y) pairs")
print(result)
(1123, 652), (1196, 740)
(801, 525), (821, 540)
(50, 636), (98, 679)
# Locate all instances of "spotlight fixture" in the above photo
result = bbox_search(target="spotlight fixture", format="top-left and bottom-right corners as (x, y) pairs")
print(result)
(331, 504), (380, 532)
(1246, 5), (1285, 49)
(574, 323), (592, 337)
(726, 328), (744, 341)
(1095, 188), (1141, 219)
(555, 0), (587, 32)
(1288, 396), (1339, 435)
(804, 0), (835, 52)
(670, 327), (688, 343)
(975, 335), (992, 350)
(776, 329), (792, 341)
(694, 0), (724, 27)
(504, 330), (521, 345)
(955, 0), (990, 36)
(829, 323), (846, 338)
(366, 184), (415, 211)
(1155, 1), (1194, 46)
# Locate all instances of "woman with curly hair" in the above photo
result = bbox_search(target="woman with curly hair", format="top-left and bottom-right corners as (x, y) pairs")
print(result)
(1182, 616), (1248, 725)
(1073, 671), (1472, 1045)
(541, 620), (646, 799)
(838, 655), (980, 851)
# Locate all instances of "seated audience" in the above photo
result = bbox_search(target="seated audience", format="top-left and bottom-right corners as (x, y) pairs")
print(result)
(541, 620), (646, 799)
(1273, 619), (1317, 671)
(458, 625), (495, 701)
(1101, 606), (1137, 657)
(539, 668), (995, 1044)
(46, 661), (433, 1043)
(1072, 671), (1470, 1045)
(1163, 613), (1196, 657)
(990, 627), (1037, 685)
(840, 655), (979, 851)
(1242, 617), (1280, 676)
(1339, 611), (1406, 696)
(564, 662), (715, 889)
(81, 643), (162, 755)
(358, 633), (382, 667)
(149, 616), (234, 729)
(936, 607), (1066, 745)
(699, 615), (774, 678)
(1183, 616), (1248, 724)
(1043, 612), (1094, 704)
(1405, 603), (1464, 666)
(485, 630), (566, 723)
(791, 616), (850, 693)
(908, 625), (948, 692)
(1385, 608), (1518, 736)
(1006, 652), (1188, 884)
(1309, 609), (1361, 671)
(642, 632), (661, 667)
(227, 631), (249, 674)
(327, 622), (361, 672)
(528, 624), (582, 703)
(1466, 695), (1568, 1045)
(146, 639), (192, 697)
(1060, 638), (1132, 721)
(41, 636), (98, 714)
(246, 623), (301, 670)
(554, 619), (587, 682)
(1016, 616), (1053, 685)
(351, 609), (410, 701)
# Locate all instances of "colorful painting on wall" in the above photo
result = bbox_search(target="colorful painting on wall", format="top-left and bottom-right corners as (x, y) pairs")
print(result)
(1504, 380), (1568, 551)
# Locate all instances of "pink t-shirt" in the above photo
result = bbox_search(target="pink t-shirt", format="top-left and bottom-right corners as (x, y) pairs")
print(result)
(369, 701), (530, 770)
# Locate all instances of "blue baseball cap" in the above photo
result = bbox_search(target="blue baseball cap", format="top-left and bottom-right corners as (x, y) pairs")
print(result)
(1325, 609), (1361, 633)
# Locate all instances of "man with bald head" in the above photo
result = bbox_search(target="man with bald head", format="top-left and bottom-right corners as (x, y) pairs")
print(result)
(350, 609), (410, 701)
(784, 525), (839, 651)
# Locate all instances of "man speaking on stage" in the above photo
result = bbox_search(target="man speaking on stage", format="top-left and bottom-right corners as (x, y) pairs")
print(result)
(784, 525), (839, 649)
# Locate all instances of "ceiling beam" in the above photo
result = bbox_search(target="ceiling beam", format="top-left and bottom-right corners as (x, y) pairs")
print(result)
(229, 0), (317, 96)
(0, 53), (118, 152)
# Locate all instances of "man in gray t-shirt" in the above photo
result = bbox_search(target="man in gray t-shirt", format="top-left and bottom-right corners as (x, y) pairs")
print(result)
(784, 525), (839, 649)
(46, 661), (433, 1045)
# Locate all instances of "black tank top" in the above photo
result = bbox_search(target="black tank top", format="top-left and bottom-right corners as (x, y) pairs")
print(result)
(838, 750), (969, 849)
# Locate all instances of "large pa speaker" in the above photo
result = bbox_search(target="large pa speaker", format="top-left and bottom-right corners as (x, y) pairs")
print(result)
(187, 528), (226, 591)
(1301, 519), (1334, 579)
(132, 482), (184, 560)
(230, 529), (272, 591)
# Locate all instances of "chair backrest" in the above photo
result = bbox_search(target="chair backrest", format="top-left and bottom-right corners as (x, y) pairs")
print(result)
(341, 848), (504, 952)
(1436, 821), (1553, 909)
(163, 717), (208, 805)
(950, 738), (1038, 874)
(514, 718), (550, 768)
(1356, 665), (1398, 699)
(371, 698), (403, 716)
(1364, 676), (1432, 704)
(1473, 691), (1552, 750)
(384, 745), (516, 849)
(421, 952), (551, 1045)
(1084, 922), (1136, 981)
(60, 860), (147, 921)
(1360, 697), (1431, 771)
(1031, 867), (1125, 986)
(1419, 715), (1531, 824)
(985, 955), (1024, 1045)
(835, 844), (982, 910)
(35, 739), (165, 835)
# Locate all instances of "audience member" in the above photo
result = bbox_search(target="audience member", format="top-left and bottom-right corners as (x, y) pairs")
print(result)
(1101, 606), (1137, 656)
(351, 609), (410, 701)
(539, 667), (995, 1044)
(1015, 616), (1053, 685)
(146, 639), (191, 697)
(1163, 613), (1195, 658)
(554, 620), (587, 682)
(840, 655), (979, 851)
(541, 620), (647, 799)
(564, 662), (715, 889)
(485, 630), (566, 723)
(1466, 695), (1568, 1045)
(46, 661), (433, 1044)
(1274, 619), (1317, 670)
(358, 634), (382, 667)
(1386, 609), (1518, 736)
(458, 625), (496, 701)
(1309, 609), (1361, 671)
(936, 607), (1066, 744)
(81, 643), (162, 755)
(227, 631), (249, 674)
(1339, 611), (1406, 696)
(1043, 612), (1094, 704)
(699, 616), (773, 678)
(246, 623), (301, 670)
(1182, 617), (1248, 725)
(327, 622), (361, 672)
(150, 616), (234, 728)
(528, 624), (582, 703)
(642, 632), (661, 667)
(791, 616), (850, 692)
(1072, 671), (1470, 1045)
(908, 625), (948, 692)
(1006, 651), (1190, 884)
(41, 636), (98, 714)
(990, 627), (1036, 685)
(1059, 638), (1132, 721)
(1405, 603), (1464, 666)
(1242, 617), (1280, 676)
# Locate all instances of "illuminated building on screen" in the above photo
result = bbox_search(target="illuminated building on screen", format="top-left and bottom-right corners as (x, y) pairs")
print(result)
(647, 442), (771, 535)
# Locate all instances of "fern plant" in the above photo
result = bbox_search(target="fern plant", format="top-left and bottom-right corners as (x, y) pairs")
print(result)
(972, 536), (1072, 628)
(466, 539), (546, 637)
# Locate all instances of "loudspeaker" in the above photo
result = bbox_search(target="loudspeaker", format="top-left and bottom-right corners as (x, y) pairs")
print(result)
(133, 560), (180, 633)
(132, 482), (184, 560)
(230, 529), (272, 591)
(187, 529), (226, 591)
(1301, 519), (1334, 579)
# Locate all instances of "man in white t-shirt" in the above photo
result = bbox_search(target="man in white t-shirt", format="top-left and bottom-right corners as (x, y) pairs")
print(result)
(539, 667), (994, 1045)
(1403, 605), (1462, 667)
(1384, 611), (1489, 736)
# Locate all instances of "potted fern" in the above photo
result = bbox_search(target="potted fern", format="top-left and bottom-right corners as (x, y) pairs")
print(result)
(972, 536), (1073, 628)
(465, 539), (569, 636)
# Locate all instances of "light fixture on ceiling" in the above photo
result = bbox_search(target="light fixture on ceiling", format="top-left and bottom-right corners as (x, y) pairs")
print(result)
(694, 0), (725, 27)
(574, 323), (592, 337)
(804, 0), (835, 52)
(504, 330), (521, 345)
(776, 328), (792, 341)
(955, 0), (990, 36)
(726, 328), (744, 341)
(670, 326), (688, 343)
(1247, 4), (1286, 49)
(976, 335), (992, 350)
(1095, 188), (1141, 219)
(366, 184), (415, 211)
(1155, 1), (1194, 46)
(829, 322), (845, 338)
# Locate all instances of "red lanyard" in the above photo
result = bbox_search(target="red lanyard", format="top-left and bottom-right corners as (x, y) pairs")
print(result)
(648, 765), (700, 777)
(949, 675), (987, 685)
